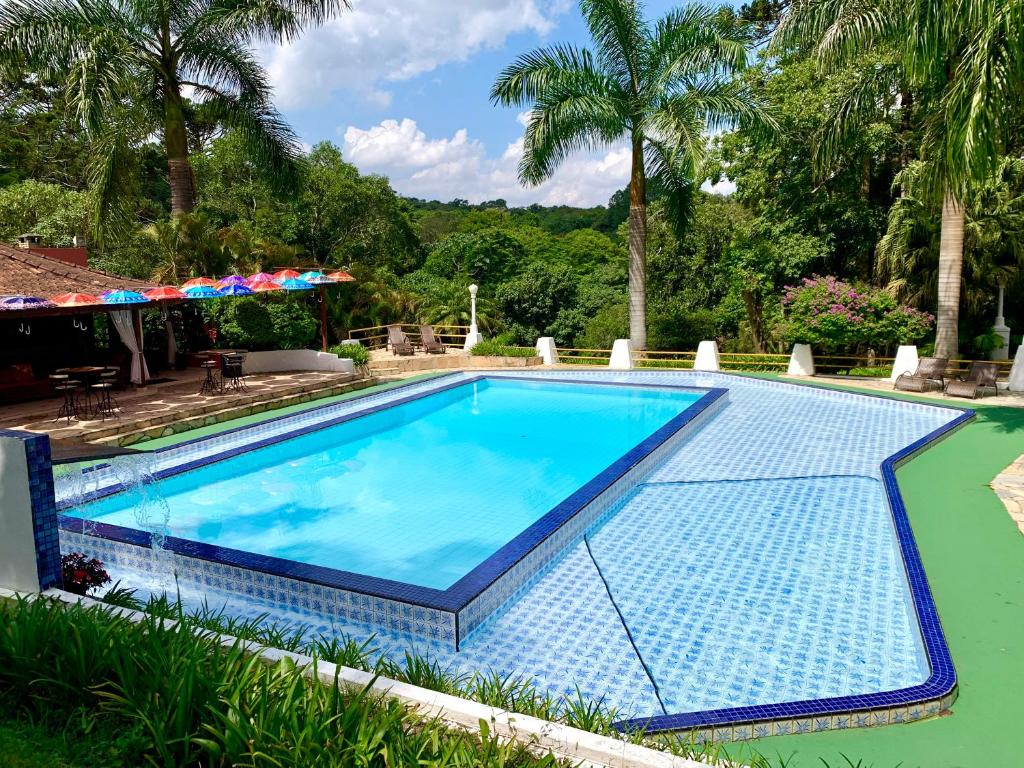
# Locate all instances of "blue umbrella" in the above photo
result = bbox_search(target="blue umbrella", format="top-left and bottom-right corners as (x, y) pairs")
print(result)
(218, 284), (254, 297)
(182, 285), (224, 299)
(278, 278), (314, 291)
(300, 271), (336, 285)
(0, 295), (54, 310)
(103, 290), (149, 305)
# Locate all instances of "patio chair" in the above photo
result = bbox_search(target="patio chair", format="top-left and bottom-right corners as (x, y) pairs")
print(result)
(944, 361), (1001, 399)
(894, 357), (948, 392)
(387, 324), (414, 356)
(220, 353), (248, 393)
(419, 324), (446, 354)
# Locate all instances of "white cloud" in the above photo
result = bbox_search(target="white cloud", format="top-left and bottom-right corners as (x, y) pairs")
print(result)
(701, 178), (736, 196)
(264, 0), (562, 108)
(342, 118), (631, 206)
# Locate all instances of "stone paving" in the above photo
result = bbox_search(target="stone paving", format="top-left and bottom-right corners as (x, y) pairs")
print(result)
(991, 455), (1024, 535)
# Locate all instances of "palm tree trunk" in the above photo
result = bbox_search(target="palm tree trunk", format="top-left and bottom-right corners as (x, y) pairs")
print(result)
(934, 189), (965, 358)
(164, 85), (196, 216)
(627, 138), (647, 349)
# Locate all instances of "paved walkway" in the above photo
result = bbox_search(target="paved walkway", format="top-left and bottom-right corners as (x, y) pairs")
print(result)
(991, 455), (1024, 535)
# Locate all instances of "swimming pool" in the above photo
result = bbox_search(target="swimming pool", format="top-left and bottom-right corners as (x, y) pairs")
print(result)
(57, 369), (967, 739)
(66, 378), (705, 590)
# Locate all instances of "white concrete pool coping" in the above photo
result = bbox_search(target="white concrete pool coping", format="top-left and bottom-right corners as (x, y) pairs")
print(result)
(0, 586), (720, 768)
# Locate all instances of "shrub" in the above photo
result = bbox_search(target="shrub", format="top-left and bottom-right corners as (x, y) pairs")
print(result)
(60, 553), (111, 596)
(202, 298), (318, 351)
(329, 343), (370, 368)
(778, 275), (933, 353)
(469, 340), (538, 357)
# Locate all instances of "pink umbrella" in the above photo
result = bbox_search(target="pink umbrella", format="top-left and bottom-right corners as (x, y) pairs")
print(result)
(248, 272), (275, 284)
(51, 292), (102, 307)
(273, 269), (301, 282)
(249, 280), (284, 292)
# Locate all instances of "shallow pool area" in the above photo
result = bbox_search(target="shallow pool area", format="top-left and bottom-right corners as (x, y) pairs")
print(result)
(57, 369), (968, 739)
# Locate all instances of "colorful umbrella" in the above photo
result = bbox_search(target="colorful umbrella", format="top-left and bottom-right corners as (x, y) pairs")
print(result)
(217, 275), (248, 287)
(273, 269), (301, 282)
(51, 292), (102, 307)
(0, 295), (54, 310)
(325, 270), (356, 282)
(278, 278), (313, 291)
(182, 285), (224, 299)
(218, 284), (254, 297)
(143, 286), (186, 301)
(181, 277), (218, 289)
(249, 280), (284, 292)
(103, 290), (148, 305)
(248, 272), (275, 284)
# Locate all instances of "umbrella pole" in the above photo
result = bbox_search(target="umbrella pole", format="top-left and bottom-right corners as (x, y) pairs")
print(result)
(320, 286), (328, 352)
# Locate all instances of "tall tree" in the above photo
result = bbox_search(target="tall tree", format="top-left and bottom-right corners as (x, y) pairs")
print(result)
(775, 0), (1024, 357)
(491, 0), (766, 348)
(0, 0), (348, 222)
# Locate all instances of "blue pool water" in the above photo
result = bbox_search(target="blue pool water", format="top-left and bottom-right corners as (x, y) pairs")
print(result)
(68, 378), (701, 589)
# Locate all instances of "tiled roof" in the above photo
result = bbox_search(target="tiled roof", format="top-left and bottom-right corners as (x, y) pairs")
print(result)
(0, 242), (154, 298)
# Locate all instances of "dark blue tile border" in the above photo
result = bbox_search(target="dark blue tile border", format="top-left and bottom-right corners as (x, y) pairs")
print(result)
(612, 396), (974, 734)
(57, 377), (726, 627)
(0, 428), (61, 590)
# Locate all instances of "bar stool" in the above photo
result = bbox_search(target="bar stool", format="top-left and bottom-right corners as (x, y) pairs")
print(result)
(53, 379), (80, 423)
(91, 380), (119, 419)
(199, 359), (221, 395)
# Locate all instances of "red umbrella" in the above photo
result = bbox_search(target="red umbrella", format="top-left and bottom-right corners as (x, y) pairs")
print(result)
(144, 286), (186, 301)
(273, 269), (301, 282)
(325, 270), (356, 282)
(181, 277), (218, 289)
(51, 292), (102, 307)
(249, 280), (284, 292)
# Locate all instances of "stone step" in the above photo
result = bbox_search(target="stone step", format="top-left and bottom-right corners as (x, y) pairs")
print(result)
(91, 375), (377, 447)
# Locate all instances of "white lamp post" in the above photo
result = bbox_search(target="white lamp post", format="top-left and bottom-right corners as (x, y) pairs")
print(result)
(463, 283), (484, 351)
(992, 282), (1011, 360)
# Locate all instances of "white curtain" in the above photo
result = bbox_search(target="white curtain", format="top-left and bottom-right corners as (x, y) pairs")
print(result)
(161, 308), (178, 366)
(110, 310), (150, 384)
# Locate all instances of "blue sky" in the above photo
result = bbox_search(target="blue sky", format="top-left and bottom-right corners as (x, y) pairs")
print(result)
(262, 0), (739, 207)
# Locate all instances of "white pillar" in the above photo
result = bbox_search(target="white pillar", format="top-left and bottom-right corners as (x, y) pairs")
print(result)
(609, 339), (633, 369)
(0, 436), (43, 592)
(462, 283), (483, 351)
(535, 337), (559, 365)
(1009, 345), (1024, 392)
(693, 340), (720, 372)
(992, 283), (1011, 361)
(787, 343), (815, 376)
(890, 345), (920, 382)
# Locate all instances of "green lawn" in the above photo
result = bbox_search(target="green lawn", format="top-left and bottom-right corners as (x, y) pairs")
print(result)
(742, 378), (1024, 768)
(0, 712), (130, 768)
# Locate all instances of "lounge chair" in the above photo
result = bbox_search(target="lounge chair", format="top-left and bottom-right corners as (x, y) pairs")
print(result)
(419, 324), (446, 354)
(387, 324), (414, 356)
(944, 361), (1000, 399)
(894, 357), (948, 392)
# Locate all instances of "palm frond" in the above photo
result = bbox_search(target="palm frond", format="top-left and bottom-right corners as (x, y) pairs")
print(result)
(190, 0), (351, 45)
(490, 44), (613, 106)
(579, 0), (645, 88)
(646, 3), (750, 95)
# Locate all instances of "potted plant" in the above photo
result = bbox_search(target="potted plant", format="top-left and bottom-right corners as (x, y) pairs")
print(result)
(61, 552), (111, 596)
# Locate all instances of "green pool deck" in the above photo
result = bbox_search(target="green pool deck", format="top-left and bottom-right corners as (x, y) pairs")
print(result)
(735, 375), (1024, 768)
(101, 370), (1024, 767)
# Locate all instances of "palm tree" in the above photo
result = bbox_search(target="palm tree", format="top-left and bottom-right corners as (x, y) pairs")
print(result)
(775, 0), (1024, 357)
(491, 0), (766, 349)
(0, 0), (348, 222)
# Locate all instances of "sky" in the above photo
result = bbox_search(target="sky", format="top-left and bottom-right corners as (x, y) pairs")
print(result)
(259, 0), (739, 208)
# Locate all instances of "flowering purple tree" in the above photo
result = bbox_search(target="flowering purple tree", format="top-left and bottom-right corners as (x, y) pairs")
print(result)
(779, 275), (933, 353)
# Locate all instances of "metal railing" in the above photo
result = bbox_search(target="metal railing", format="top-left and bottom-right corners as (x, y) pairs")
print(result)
(348, 324), (469, 350)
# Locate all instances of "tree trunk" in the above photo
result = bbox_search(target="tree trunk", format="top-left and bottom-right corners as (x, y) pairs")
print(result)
(934, 189), (965, 358)
(164, 84), (196, 216)
(627, 138), (647, 349)
(741, 287), (766, 353)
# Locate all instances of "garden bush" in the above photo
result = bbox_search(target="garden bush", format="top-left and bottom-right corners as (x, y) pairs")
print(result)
(329, 342), (370, 368)
(203, 297), (318, 351)
(778, 275), (933, 354)
(469, 340), (538, 357)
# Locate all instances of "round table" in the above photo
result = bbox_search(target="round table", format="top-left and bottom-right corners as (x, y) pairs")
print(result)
(65, 367), (104, 417)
